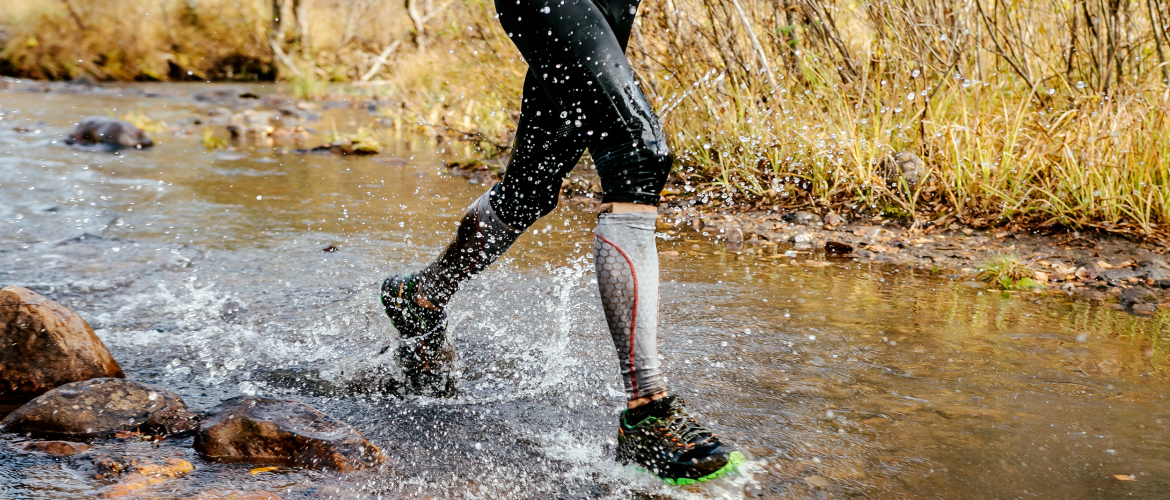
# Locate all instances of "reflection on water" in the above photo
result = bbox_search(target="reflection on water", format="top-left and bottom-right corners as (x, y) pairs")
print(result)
(1, 85), (1168, 499)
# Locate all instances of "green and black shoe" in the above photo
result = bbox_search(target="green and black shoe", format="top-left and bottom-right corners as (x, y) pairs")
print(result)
(617, 395), (745, 485)
(381, 273), (446, 339)
(381, 273), (455, 397)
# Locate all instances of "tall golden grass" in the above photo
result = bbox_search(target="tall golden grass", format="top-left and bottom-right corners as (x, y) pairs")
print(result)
(2, 0), (1168, 237)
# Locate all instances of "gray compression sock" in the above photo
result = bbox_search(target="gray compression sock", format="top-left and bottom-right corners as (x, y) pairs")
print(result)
(416, 191), (523, 306)
(594, 211), (666, 400)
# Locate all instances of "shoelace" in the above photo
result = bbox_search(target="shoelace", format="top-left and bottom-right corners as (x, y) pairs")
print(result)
(655, 410), (714, 450)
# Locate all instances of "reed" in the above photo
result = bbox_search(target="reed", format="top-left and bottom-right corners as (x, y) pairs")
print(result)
(2, 0), (1167, 238)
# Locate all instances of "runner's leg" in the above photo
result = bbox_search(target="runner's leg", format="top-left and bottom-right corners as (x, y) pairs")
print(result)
(495, 0), (671, 400)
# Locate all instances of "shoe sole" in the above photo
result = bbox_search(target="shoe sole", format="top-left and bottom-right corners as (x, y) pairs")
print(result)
(628, 450), (746, 486)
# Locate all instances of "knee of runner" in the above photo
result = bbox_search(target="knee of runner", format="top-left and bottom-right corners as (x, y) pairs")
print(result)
(489, 186), (561, 230)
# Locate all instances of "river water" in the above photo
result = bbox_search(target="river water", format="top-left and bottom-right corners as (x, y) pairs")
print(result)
(1, 84), (1168, 499)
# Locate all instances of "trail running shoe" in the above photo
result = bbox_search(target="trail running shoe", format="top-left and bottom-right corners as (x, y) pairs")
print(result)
(381, 273), (455, 397)
(381, 273), (446, 339)
(617, 396), (744, 485)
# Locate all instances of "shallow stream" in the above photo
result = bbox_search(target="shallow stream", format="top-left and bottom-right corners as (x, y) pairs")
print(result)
(1, 84), (1168, 499)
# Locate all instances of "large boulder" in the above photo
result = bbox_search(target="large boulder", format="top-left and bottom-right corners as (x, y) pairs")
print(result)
(0, 286), (124, 403)
(0, 378), (198, 437)
(194, 397), (385, 471)
(65, 117), (153, 150)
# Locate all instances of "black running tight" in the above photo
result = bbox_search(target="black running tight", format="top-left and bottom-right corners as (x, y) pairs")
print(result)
(488, 0), (672, 229)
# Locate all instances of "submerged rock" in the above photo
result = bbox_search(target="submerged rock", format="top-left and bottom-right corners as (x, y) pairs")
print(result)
(194, 396), (385, 471)
(65, 117), (153, 150)
(194, 88), (259, 107)
(725, 227), (744, 251)
(97, 458), (194, 499)
(0, 378), (198, 438)
(184, 490), (284, 500)
(16, 440), (90, 456)
(1121, 286), (1157, 315)
(0, 286), (124, 403)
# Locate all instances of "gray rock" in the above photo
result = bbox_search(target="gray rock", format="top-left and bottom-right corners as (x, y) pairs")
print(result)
(64, 117), (152, 150)
(1121, 287), (1157, 307)
(725, 227), (744, 251)
(1100, 268), (1136, 282)
(823, 212), (847, 227)
(1136, 260), (1170, 280)
(194, 397), (384, 471)
(782, 211), (819, 225)
(227, 110), (277, 138)
(791, 233), (813, 250)
(1075, 260), (1106, 280)
(0, 378), (198, 438)
(194, 88), (259, 107)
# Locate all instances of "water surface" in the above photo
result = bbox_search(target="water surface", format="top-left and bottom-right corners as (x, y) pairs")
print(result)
(1, 84), (1168, 499)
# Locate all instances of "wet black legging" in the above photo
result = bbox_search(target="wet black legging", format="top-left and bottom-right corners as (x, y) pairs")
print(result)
(488, 0), (672, 229)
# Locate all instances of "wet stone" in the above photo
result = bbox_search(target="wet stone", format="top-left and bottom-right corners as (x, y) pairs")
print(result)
(1121, 287), (1157, 315)
(97, 458), (194, 499)
(16, 440), (90, 455)
(791, 233), (813, 250)
(0, 378), (197, 438)
(1136, 259), (1170, 280)
(184, 491), (284, 500)
(0, 286), (125, 403)
(823, 212), (847, 227)
(782, 211), (820, 225)
(194, 88), (258, 107)
(825, 241), (854, 255)
(193, 396), (385, 471)
(725, 227), (744, 251)
(65, 117), (153, 150)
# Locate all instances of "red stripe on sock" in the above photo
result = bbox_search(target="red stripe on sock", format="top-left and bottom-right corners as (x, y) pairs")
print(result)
(596, 234), (638, 396)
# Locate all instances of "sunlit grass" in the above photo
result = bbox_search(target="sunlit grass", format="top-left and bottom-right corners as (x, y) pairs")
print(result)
(4, 0), (1168, 239)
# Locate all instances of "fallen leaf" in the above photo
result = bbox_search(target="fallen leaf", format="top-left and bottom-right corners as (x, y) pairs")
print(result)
(250, 467), (279, 475)
(1113, 474), (1136, 481)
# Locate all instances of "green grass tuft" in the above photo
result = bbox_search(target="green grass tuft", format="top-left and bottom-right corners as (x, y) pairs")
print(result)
(977, 254), (1043, 290)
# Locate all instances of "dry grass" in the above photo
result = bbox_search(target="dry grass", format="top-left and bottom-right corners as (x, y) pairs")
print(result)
(2, 0), (1168, 239)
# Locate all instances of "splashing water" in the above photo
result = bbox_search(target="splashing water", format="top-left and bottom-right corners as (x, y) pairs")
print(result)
(1, 84), (1169, 499)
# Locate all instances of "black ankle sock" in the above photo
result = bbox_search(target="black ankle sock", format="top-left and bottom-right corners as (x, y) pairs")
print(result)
(624, 395), (676, 424)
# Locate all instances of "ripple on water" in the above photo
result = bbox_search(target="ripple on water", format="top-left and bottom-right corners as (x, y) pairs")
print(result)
(1, 85), (1169, 499)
